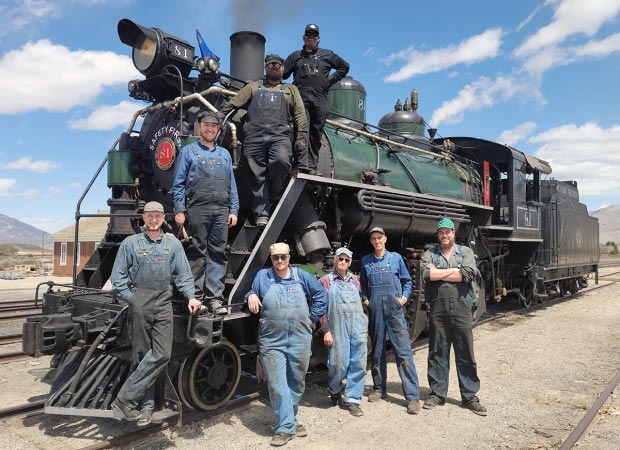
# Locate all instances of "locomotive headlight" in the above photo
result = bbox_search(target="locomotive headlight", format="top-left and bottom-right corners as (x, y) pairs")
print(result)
(195, 57), (220, 73)
(118, 18), (195, 78)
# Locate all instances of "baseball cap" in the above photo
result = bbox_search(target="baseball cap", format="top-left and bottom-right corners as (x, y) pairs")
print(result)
(269, 242), (290, 255)
(368, 227), (385, 235)
(143, 201), (164, 213)
(197, 110), (220, 124)
(304, 24), (319, 34)
(335, 247), (353, 258)
(265, 54), (284, 65)
(437, 217), (455, 230)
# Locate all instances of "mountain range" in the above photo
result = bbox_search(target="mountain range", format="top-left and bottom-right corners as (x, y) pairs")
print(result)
(591, 205), (620, 246)
(0, 214), (52, 246)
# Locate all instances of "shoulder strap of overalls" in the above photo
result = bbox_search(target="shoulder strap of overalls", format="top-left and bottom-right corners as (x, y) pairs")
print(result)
(455, 244), (463, 266)
(257, 79), (263, 89)
(292, 267), (299, 283)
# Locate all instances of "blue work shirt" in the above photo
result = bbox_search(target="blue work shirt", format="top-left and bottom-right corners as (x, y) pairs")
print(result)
(172, 140), (239, 215)
(111, 231), (195, 302)
(245, 267), (327, 323)
(359, 250), (412, 301)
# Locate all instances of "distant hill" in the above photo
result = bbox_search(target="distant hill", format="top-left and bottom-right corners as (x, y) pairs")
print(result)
(591, 205), (620, 245)
(0, 214), (52, 246)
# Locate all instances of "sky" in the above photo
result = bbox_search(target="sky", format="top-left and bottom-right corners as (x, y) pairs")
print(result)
(1, 0), (620, 233)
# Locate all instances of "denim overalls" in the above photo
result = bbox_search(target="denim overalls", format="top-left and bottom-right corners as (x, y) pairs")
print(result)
(366, 253), (420, 401)
(259, 268), (312, 435)
(326, 272), (368, 405)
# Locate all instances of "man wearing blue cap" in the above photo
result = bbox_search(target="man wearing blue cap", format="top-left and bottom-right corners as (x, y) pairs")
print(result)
(420, 218), (487, 416)
(360, 227), (421, 414)
(319, 247), (368, 417)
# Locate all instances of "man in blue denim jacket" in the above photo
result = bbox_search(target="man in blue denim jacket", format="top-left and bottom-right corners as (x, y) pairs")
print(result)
(420, 217), (487, 416)
(359, 227), (421, 415)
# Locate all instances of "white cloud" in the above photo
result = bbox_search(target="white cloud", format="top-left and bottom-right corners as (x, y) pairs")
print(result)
(383, 28), (503, 82)
(514, 0), (620, 58)
(19, 216), (72, 233)
(69, 182), (83, 188)
(69, 101), (144, 130)
(1, 0), (60, 36)
(497, 122), (538, 146)
(0, 39), (139, 114)
(0, 157), (60, 173)
(0, 178), (39, 198)
(529, 122), (620, 198)
(430, 75), (539, 127)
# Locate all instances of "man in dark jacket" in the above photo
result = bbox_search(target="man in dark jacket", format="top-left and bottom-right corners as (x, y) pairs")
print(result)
(284, 24), (349, 174)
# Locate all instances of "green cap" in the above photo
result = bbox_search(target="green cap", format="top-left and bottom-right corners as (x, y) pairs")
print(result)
(437, 217), (455, 230)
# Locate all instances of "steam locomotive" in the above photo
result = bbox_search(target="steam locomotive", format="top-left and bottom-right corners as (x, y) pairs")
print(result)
(22, 19), (599, 422)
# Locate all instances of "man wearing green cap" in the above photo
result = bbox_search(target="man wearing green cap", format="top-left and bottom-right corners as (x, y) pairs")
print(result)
(420, 217), (487, 416)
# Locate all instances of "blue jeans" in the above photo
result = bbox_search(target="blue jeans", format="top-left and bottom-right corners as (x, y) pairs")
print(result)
(427, 295), (480, 403)
(187, 205), (229, 303)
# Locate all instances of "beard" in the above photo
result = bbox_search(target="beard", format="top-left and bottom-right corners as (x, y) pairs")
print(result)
(266, 72), (282, 83)
(145, 223), (162, 232)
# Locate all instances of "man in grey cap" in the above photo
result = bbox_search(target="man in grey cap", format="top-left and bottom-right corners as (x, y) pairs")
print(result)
(359, 226), (421, 414)
(319, 247), (368, 417)
(219, 54), (307, 227)
(172, 110), (239, 315)
(111, 201), (201, 426)
(284, 24), (349, 175)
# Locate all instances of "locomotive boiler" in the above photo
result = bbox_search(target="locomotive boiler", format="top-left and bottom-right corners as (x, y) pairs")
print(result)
(22, 19), (599, 422)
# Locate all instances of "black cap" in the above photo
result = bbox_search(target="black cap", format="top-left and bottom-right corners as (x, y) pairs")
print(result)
(197, 110), (220, 124)
(304, 24), (319, 34)
(265, 53), (284, 65)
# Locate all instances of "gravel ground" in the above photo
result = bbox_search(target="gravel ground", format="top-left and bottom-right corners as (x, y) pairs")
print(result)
(0, 276), (618, 450)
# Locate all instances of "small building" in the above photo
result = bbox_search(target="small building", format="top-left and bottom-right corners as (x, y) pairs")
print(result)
(50, 211), (109, 277)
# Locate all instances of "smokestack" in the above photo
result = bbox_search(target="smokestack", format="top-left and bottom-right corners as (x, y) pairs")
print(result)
(229, 31), (266, 83)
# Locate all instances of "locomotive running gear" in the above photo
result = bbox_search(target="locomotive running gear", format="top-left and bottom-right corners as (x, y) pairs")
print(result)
(421, 243), (482, 405)
(284, 46), (349, 171)
(111, 231), (194, 412)
(172, 141), (238, 303)
(254, 267), (327, 435)
(319, 270), (368, 407)
(436, 217), (456, 230)
(360, 251), (420, 403)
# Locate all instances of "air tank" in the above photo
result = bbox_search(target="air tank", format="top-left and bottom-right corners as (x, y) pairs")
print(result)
(328, 76), (366, 129)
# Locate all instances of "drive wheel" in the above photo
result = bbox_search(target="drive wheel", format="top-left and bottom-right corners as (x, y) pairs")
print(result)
(519, 279), (534, 308)
(178, 340), (241, 410)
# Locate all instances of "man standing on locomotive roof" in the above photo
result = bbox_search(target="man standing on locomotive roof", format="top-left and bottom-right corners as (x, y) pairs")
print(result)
(246, 242), (327, 446)
(172, 110), (239, 315)
(420, 217), (487, 416)
(360, 227), (421, 415)
(284, 23), (349, 175)
(111, 201), (201, 426)
(219, 54), (307, 227)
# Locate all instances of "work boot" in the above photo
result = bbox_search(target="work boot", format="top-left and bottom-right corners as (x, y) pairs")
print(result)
(330, 392), (341, 406)
(407, 400), (421, 415)
(462, 399), (487, 416)
(343, 402), (364, 417)
(111, 400), (141, 421)
(270, 432), (295, 446)
(367, 391), (387, 402)
(136, 408), (152, 426)
(423, 396), (446, 409)
(295, 424), (307, 437)
(255, 216), (269, 227)
(210, 300), (228, 316)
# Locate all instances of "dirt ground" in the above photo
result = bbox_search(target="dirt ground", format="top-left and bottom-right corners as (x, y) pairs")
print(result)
(0, 274), (619, 450)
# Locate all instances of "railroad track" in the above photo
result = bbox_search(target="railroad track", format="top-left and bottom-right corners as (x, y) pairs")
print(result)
(0, 333), (23, 345)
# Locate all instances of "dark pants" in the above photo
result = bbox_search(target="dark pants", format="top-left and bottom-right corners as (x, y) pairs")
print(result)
(427, 296), (480, 403)
(304, 96), (329, 171)
(116, 288), (173, 411)
(244, 138), (291, 220)
(187, 205), (229, 303)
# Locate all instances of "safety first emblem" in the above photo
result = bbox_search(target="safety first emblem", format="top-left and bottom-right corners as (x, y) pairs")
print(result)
(156, 138), (176, 170)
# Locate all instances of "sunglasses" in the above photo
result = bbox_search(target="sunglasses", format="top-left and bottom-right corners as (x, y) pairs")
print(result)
(270, 254), (288, 261)
(305, 33), (319, 38)
(337, 257), (351, 263)
(266, 62), (282, 69)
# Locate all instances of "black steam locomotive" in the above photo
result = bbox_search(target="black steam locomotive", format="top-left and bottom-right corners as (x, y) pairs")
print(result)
(22, 19), (599, 421)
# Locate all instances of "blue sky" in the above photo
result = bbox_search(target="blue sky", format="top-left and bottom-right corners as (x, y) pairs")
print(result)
(1, 0), (619, 233)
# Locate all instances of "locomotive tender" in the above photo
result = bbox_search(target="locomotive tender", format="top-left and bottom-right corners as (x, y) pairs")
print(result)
(22, 19), (599, 421)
